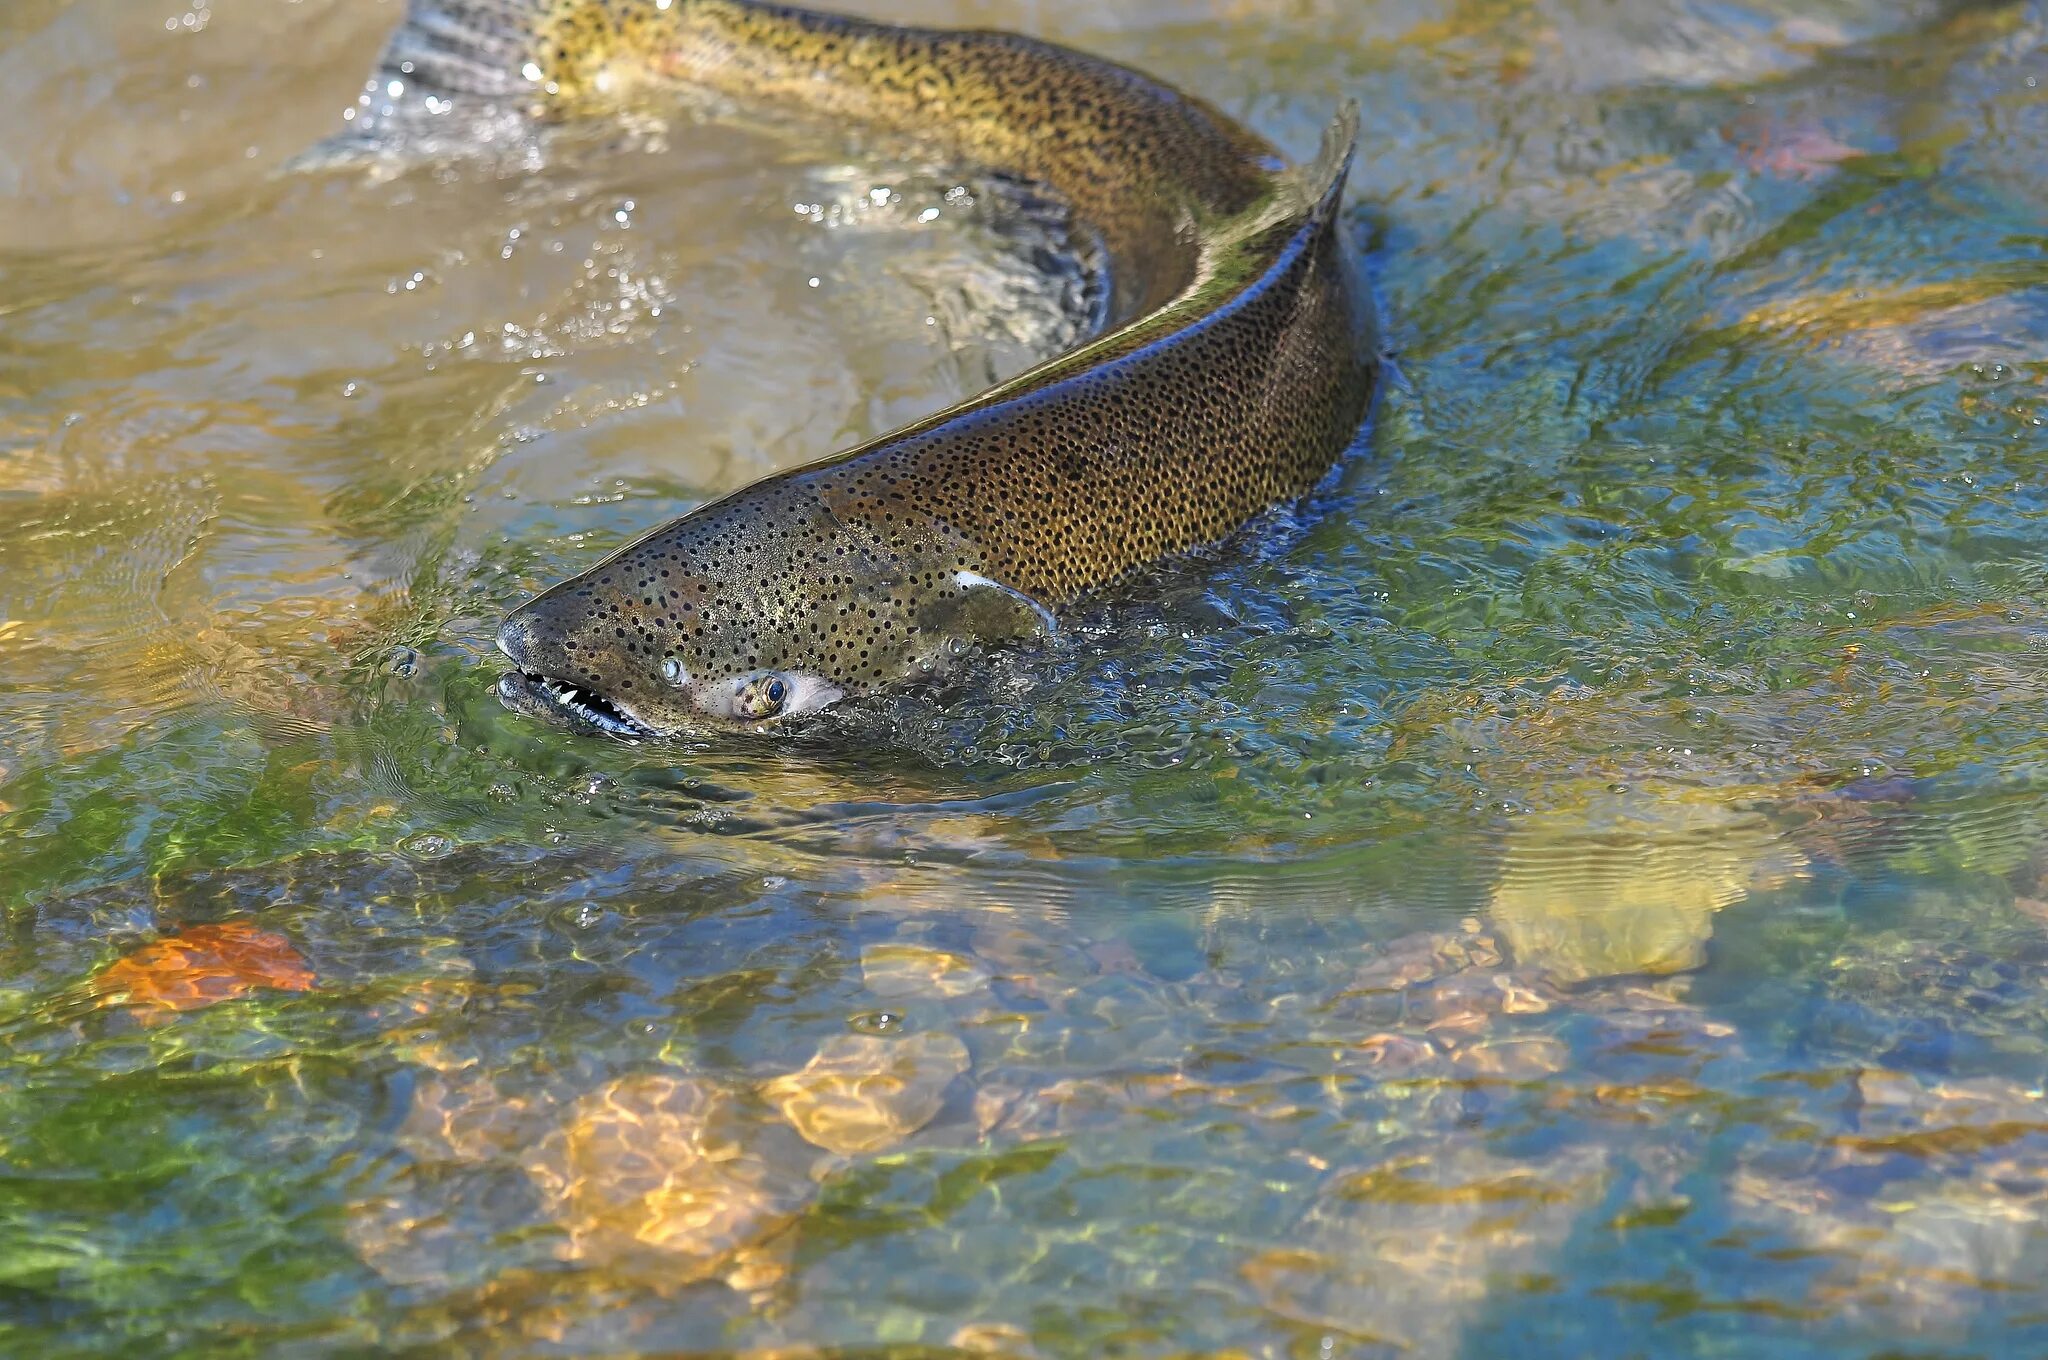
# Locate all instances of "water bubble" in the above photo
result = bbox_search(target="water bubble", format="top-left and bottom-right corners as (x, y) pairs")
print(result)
(850, 1010), (906, 1034)
(400, 832), (454, 861)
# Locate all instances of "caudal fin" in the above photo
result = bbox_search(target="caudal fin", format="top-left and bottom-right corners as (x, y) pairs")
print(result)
(1287, 100), (1361, 224)
(376, 1), (551, 101)
(299, 0), (560, 163)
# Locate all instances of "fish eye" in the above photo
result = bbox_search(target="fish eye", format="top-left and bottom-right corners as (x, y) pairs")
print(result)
(734, 671), (791, 720)
(710, 669), (843, 724)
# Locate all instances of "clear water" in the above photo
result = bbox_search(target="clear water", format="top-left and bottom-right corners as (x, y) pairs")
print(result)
(7, 0), (2048, 1354)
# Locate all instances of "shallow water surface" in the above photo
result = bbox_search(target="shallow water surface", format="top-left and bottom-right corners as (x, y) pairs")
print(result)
(7, 0), (2048, 1354)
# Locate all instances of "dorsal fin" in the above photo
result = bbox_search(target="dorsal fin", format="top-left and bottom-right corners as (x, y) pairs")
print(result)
(1287, 100), (1361, 225)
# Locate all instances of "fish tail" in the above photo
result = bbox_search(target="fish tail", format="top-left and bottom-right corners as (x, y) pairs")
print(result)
(306, 0), (693, 158)
(375, 1), (552, 102)
(1289, 100), (1361, 223)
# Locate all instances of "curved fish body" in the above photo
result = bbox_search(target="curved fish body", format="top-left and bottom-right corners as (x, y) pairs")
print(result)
(356, 0), (1378, 734)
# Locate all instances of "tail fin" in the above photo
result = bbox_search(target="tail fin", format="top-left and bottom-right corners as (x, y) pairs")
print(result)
(299, 0), (555, 163)
(1288, 100), (1361, 224)
(375, 0), (548, 102)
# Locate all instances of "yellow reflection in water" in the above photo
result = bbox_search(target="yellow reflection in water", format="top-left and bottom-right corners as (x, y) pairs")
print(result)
(1490, 785), (1805, 983)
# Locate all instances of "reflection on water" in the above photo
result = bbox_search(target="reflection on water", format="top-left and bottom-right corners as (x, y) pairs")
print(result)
(6, 0), (2048, 1353)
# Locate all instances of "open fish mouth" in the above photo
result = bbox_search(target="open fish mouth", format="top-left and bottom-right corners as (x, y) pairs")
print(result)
(495, 670), (653, 738)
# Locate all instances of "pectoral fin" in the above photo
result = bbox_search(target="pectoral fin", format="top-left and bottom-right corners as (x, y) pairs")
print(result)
(924, 569), (1058, 644)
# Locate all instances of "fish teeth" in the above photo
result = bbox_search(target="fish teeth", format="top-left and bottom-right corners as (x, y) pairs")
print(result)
(524, 672), (642, 736)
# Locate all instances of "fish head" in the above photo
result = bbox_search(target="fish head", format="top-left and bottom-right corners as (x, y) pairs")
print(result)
(493, 478), (1051, 737)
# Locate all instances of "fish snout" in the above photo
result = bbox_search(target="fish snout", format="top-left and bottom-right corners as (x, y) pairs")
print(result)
(495, 611), (537, 671)
(495, 594), (599, 686)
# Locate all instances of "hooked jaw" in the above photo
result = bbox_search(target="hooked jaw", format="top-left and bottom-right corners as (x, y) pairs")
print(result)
(495, 611), (658, 738)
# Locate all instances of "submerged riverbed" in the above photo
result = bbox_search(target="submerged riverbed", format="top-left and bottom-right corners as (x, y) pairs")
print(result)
(7, 0), (2048, 1353)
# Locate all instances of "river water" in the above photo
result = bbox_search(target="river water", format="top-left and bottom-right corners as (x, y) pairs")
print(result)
(6, 0), (2048, 1354)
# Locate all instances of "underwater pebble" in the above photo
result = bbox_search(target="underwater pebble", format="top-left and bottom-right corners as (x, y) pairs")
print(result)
(398, 1073), (545, 1165)
(1341, 1032), (1441, 1078)
(860, 943), (992, 1000)
(948, 1322), (1042, 1357)
(761, 1031), (971, 1154)
(1244, 1144), (1610, 1352)
(523, 1072), (810, 1285)
(1449, 1034), (1570, 1079)
(1486, 795), (1800, 984)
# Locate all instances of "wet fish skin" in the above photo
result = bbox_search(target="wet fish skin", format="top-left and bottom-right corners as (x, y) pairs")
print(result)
(357, 0), (1377, 734)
